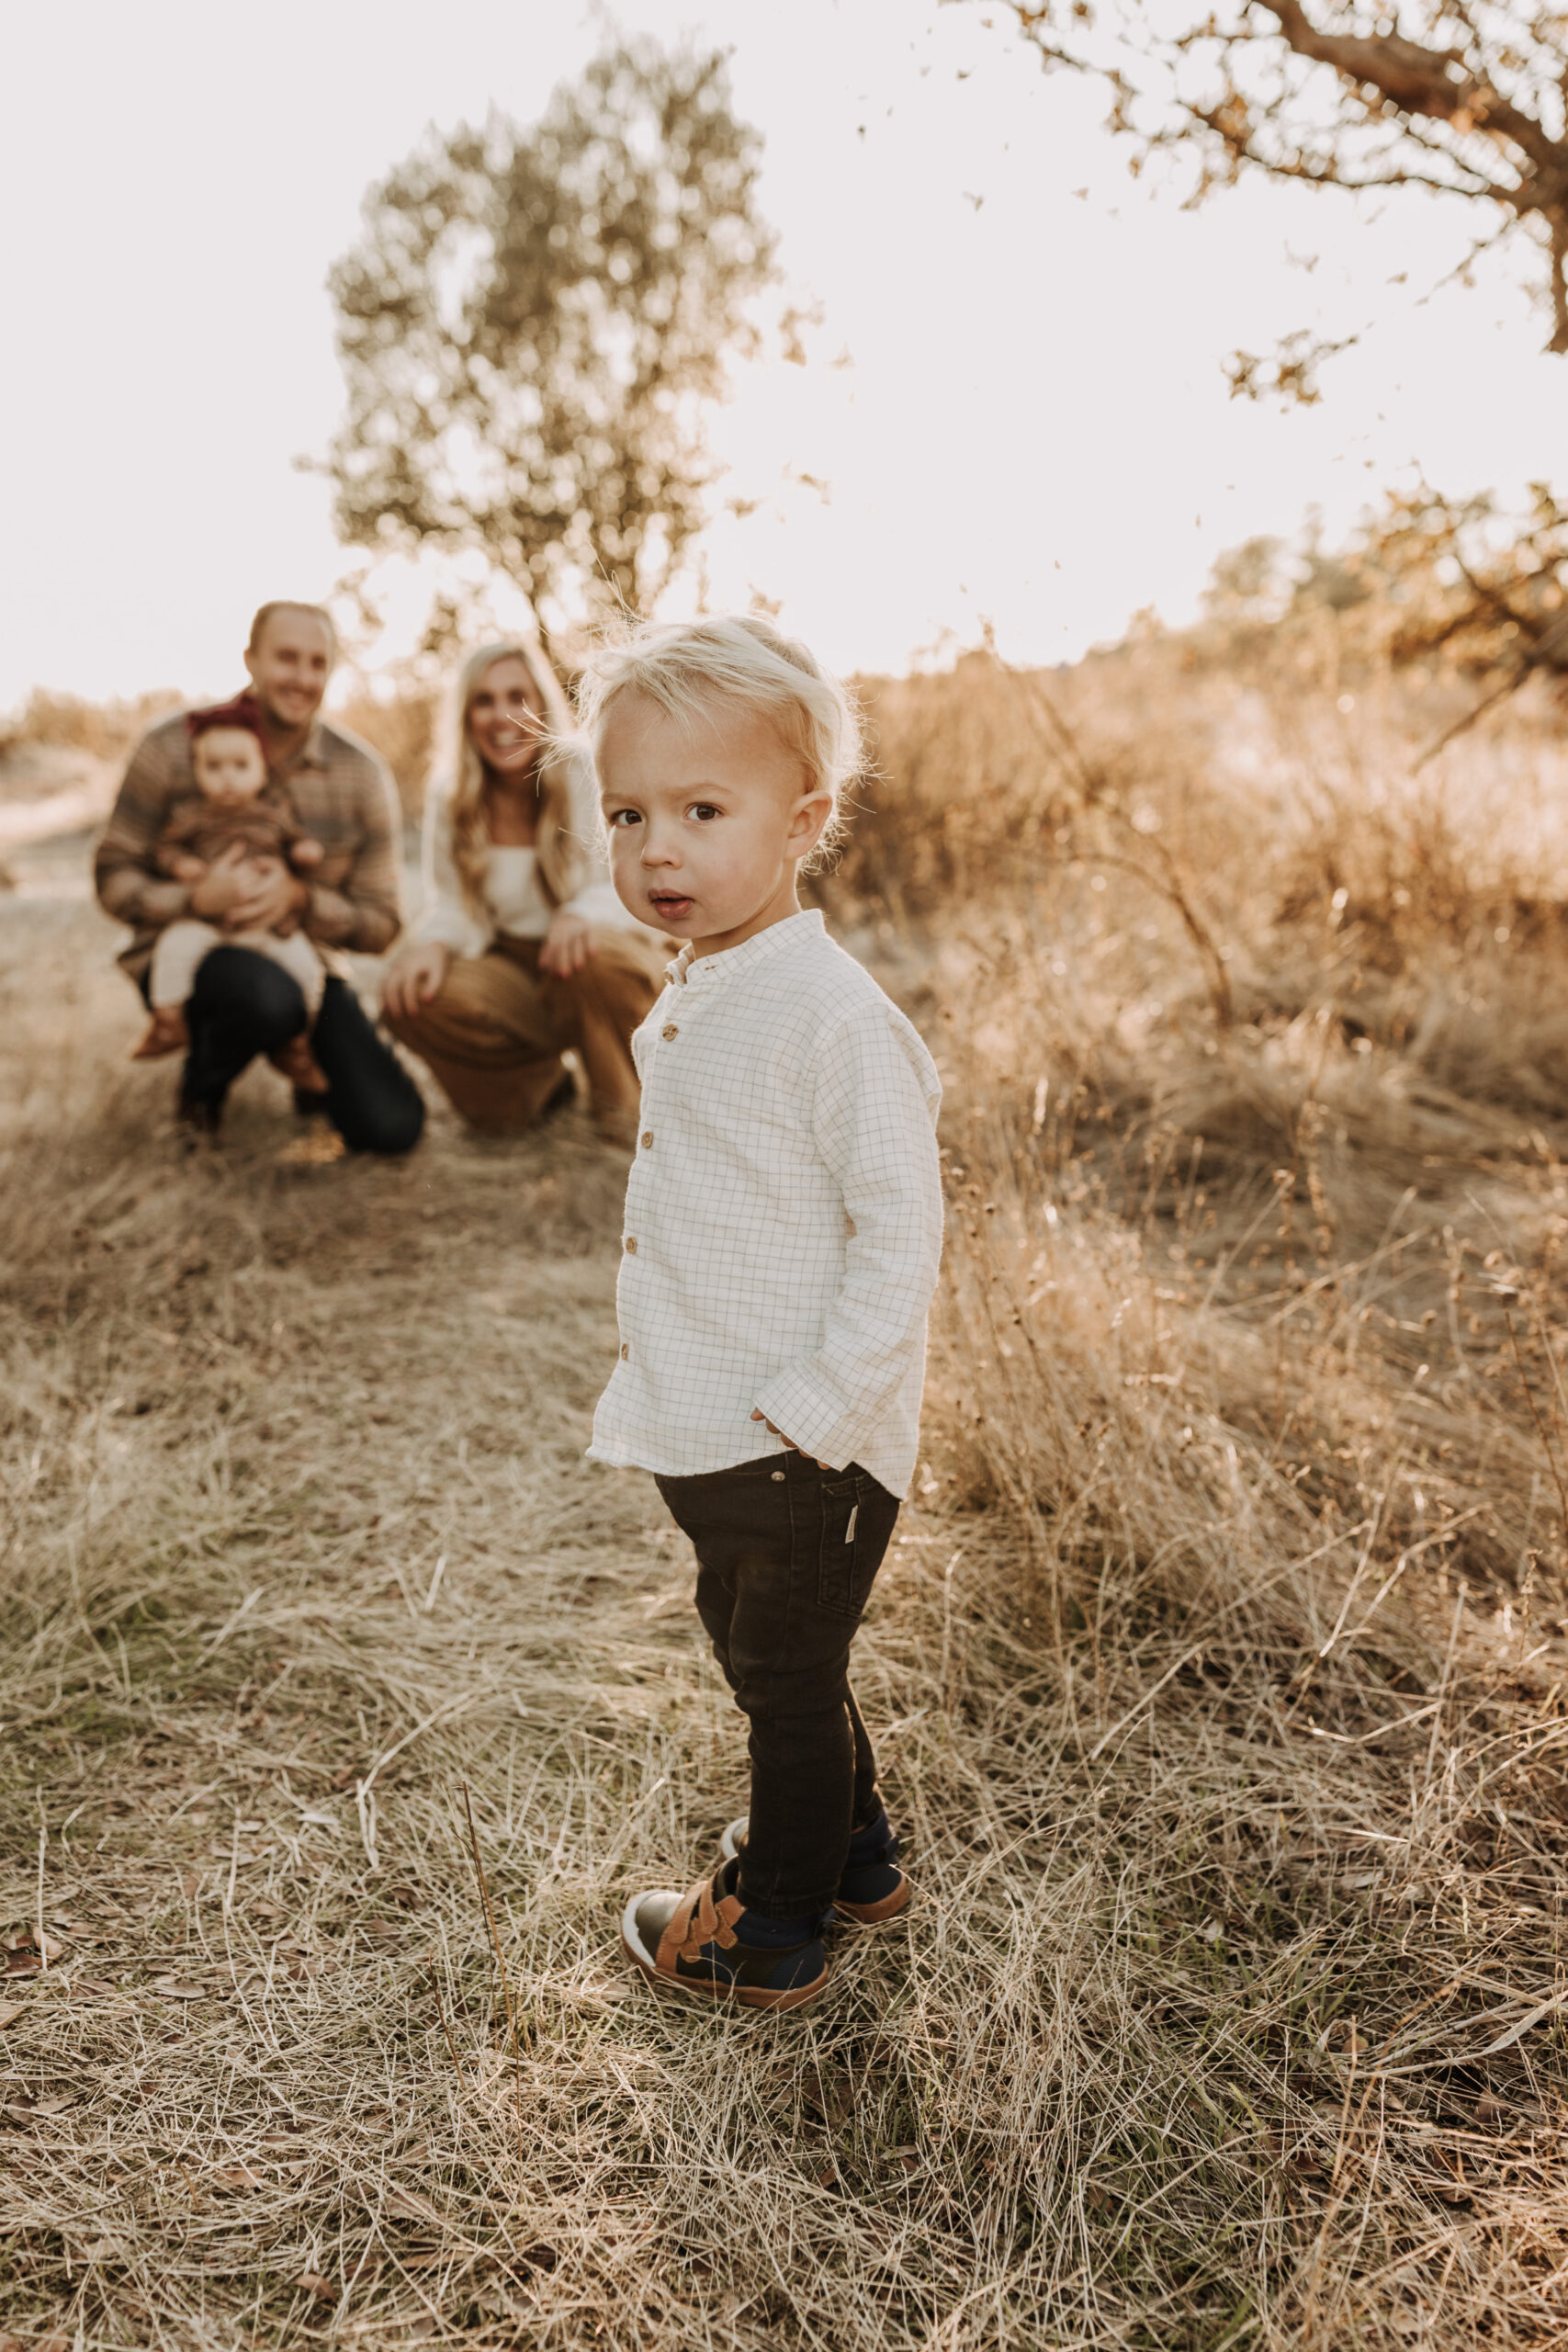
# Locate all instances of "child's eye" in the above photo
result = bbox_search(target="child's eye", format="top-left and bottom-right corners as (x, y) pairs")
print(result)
(687, 802), (721, 822)
(605, 808), (641, 830)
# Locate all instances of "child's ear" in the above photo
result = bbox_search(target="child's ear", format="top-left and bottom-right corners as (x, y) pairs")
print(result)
(787, 788), (833, 857)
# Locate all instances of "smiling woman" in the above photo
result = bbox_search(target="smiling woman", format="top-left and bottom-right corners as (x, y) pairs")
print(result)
(379, 640), (670, 1143)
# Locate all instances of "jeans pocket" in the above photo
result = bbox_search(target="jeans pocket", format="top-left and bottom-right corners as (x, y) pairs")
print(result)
(817, 1469), (897, 1619)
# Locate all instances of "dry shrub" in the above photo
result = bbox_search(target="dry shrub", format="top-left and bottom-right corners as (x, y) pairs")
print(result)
(332, 680), (439, 820)
(907, 945), (1568, 2346)
(1, 686), (184, 767)
(829, 642), (1568, 1158)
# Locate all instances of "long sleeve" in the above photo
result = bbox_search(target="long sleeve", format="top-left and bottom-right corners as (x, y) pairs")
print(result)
(750, 1007), (944, 1471)
(409, 783), (491, 955)
(588, 911), (941, 1496)
(302, 754), (403, 955)
(95, 727), (194, 934)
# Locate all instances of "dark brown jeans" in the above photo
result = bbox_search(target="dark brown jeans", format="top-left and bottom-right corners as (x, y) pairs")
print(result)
(654, 1450), (900, 1921)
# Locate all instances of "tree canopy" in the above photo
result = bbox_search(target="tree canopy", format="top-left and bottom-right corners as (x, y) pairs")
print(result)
(996, 1), (1568, 390)
(325, 40), (777, 626)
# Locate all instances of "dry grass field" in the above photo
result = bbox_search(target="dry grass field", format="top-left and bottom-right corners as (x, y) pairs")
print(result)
(5, 648), (1568, 2350)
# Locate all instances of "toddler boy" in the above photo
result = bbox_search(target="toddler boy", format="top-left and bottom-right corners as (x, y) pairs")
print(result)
(579, 615), (943, 2013)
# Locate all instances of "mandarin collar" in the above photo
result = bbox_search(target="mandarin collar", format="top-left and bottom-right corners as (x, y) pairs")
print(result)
(666, 909), (825, 989)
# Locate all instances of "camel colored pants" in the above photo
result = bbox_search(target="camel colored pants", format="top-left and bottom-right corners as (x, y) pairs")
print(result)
(385, 932), (668, 1137)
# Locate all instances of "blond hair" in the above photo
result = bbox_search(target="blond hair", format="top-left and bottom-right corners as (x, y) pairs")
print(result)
(572, 615), (862, 859)
(442, 639), (581, 919)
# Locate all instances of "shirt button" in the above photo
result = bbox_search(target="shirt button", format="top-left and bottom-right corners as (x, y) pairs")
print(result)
(661, 1023), (678, 1041)
(624, 1236), (637, 1254)
(640, 1131), (653, 1148)
(771, 1469), (785, 1482)
(619, 1342), (629, 1361)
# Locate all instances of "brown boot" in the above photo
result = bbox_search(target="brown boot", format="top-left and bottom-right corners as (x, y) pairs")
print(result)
(132, 1006), (189, 1061)
(267, 1033), (329, 1094)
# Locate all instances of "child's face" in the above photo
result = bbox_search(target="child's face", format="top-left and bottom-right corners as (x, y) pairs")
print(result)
(192, 728), (267, 806)
(598, 691), (831, 958)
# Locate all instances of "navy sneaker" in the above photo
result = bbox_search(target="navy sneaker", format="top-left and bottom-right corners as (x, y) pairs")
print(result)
(620, 1857), (829, 2012)
(719, 1807), (911, 1926)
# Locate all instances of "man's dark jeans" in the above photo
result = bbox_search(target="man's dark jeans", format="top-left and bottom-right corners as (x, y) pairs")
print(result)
(654, 1450), (900, 1921)
(167, 945), (425, 1155)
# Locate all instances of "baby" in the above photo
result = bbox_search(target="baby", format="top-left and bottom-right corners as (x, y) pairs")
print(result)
(132, 697), (326, 1087)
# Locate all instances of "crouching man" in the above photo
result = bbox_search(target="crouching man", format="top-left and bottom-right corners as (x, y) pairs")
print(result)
(96, 599), (425, 1152)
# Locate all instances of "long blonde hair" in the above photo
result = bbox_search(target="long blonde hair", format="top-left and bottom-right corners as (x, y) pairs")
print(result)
(444, 639), (581, 919)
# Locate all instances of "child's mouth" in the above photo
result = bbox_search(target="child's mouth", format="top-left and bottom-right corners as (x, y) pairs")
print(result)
(649, 892), (694, 922)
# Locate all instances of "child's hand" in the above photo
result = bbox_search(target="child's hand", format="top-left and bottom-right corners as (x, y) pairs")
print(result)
(292, 837), (325, 870)
(750, 1408), (831, 1468)
(169, 853), (208, 884)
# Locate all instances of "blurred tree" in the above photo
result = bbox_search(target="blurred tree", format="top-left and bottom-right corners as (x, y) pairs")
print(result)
(1197, 486), (1568, 751)
(1291, 514), (1374, 614)
(1364, 482), (1568, 753)
(995, 1), (1568, 395)
(1201, 534), (1290, 621)
(325, 40), (777, 628)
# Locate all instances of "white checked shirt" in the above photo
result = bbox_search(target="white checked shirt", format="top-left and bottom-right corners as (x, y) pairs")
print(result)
(588, 910), (943, 1499)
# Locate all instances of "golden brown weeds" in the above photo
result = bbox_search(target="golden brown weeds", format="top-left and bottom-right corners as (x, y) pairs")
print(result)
(4, 646), (1568, 2348)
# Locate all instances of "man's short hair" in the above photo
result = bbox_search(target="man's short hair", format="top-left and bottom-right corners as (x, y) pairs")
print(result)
(247, 601), (338, 657)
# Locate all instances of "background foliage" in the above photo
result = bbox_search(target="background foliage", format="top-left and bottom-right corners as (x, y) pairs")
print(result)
(326, 39), (777, 633)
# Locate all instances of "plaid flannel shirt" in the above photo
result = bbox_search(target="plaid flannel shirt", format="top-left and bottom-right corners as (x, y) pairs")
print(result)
(95, 703), (404, 983)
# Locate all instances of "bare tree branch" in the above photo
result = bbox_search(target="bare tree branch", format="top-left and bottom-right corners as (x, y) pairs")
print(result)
(998, 0), (1568, 359)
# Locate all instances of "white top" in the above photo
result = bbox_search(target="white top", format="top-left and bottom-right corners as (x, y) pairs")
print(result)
(411, 745), (648, 954)
(479, 844), (630, 942)
(587, 910), (944, 1499)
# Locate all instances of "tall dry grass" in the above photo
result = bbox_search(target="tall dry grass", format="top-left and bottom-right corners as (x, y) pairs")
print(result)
(3, 643), (1568, 2346)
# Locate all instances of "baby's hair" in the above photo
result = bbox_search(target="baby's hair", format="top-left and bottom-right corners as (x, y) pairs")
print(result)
(573, 614), (862, 864)
(186, 695), (267, 749)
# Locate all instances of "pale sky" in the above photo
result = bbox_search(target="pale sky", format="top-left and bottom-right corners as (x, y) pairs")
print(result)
(2, 0), (1562, 708)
